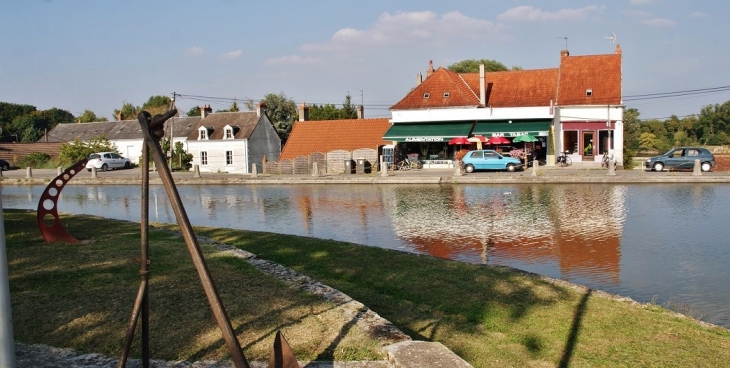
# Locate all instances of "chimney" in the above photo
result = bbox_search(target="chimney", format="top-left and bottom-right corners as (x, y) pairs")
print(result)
(560, 49), (569, 58)
(479, 64), (486, 106)
(615, 44), (622, 55)
(426, 60), (434, 79)
(416, 72), (423, 86)
(298, 102), (309, 121)
(257, 101), (267, 117)
(117, 111), (123, 121)
(357, 105), (364, 119)
(201, 104), (212, 118)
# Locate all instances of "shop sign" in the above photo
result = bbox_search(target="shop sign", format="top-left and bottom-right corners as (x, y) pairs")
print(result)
(491, 131), (548, 137)
(404, 137), (444, 142)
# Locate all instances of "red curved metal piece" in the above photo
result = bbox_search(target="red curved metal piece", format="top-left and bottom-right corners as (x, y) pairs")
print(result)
(36, 158), (88, 243)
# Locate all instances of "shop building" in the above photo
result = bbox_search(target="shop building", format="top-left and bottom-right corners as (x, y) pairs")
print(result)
(385, 45), (624, 167)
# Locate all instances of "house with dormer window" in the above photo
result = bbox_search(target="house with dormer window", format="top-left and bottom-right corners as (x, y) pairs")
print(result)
(186, 102), (281, 173)
(387, 45), (624, 166)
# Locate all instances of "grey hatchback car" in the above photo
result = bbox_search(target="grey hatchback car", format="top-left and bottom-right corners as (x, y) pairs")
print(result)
(645, 147), (715, 172)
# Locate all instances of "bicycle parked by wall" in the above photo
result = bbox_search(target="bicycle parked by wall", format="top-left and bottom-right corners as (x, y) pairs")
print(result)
(601, 152), (614, 168)
(557, 150), (572, 167)
(396, 158), (422, 170)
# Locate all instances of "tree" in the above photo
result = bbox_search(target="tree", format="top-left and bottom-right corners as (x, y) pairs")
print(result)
(186, 106), (201, 117)
(0, 102), (37, 140)
(216, 100), (240, 113)
(340, 93), (357, 119)
(623, 108), (641, 152)
(142, 95), (173, 116)
(113, 102), (140, 121)
(447, 59), (522, 73)
(639, 132), (658, 152)
(59, 136), (119, 164)
(246, 92), (295, 143)
(78, 109), (108, 123)
(308, 93), (358, 120)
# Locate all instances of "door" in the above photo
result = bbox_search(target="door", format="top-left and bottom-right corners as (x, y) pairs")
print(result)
(582, 132), (594, 158)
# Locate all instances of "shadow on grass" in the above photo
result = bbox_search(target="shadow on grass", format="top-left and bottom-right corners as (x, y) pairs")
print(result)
(559, 288), (592, 368)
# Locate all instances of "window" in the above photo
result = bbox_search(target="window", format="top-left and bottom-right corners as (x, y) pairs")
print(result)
(443, 92), (450, 98)
(200, 151), (208, 165)
(586, 89), (593, 97)
(226, 151), (233, 165)
(423, 93), (430, 98)
(198, 127), (208, 140)
(225, 127), (233, 139)
(469, 151), (484, 159)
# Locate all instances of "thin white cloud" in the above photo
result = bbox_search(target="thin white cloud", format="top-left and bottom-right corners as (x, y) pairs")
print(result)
(265, 55), (323, 66)
(689, 12), (708, 18)
(220, 50), (243, 60)
(497, 5), (603, 22)
(185, 47), (204, 56)
(643, 18), (676, 27)
(630, 0), (659, 5)
(269, 10), (505, 65)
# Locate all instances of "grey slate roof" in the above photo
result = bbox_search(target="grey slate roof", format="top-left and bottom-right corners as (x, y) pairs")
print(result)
(40, 117), (201, 143)
(186, 112), (264, 140)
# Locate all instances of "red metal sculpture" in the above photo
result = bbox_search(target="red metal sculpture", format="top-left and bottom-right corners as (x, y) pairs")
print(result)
(36, 158), (88, 243)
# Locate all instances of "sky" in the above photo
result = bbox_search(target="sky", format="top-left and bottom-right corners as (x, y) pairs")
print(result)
(2, 0), (730, 122)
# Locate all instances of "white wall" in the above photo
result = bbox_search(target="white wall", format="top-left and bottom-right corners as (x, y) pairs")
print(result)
(188, 140), (249, 173)
(391, 106), (554, 123)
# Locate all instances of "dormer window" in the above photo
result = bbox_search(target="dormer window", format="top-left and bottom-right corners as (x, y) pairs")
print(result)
(586, 89), (593, 97)
(423, 93), (430, 98)
(443, 92), (450, 98)
(223, 124), (239, 139)
(197, 126), (209, 140)
(224, 127), (233, 139)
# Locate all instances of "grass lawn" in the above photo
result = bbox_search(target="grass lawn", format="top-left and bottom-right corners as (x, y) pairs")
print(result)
(6, 210), (730, 367)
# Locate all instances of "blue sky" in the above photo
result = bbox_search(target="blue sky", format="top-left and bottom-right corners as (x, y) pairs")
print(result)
(2, 0), (729, 121)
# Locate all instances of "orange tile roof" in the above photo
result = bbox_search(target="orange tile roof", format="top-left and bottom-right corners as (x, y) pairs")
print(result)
(391, 46), (622, 110)
(279, 118), (392, 160)
(390, 67), (481, 110)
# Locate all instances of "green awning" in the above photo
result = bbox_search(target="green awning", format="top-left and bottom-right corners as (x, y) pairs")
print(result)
(473, 120), (551, 137)
(383, 122), (474, 142)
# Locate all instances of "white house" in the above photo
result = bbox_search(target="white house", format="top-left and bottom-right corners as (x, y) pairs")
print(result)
(186, 103), (281, 173)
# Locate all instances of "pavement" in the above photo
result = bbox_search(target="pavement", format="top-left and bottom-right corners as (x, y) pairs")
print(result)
(2, 161), (730, 185)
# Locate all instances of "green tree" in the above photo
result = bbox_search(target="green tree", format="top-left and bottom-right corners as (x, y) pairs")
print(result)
(142, 95), (173, 117)
(186, 106), (201, 117)
(11, 112), (49, 142)
(639, 132), (658, 152)
(245, 92), (295, 143)
(447, 59), (522, 73)
(308, 94), (358, 120)
(173, 141), (193, 170)
(216, 100), (240, 113)
(78, 109), (108, 122)
(59, 136), (119, 164)
(20, 152), (51, 168)
(113, 102), (140, 121)
(696, 101), (730, 145)
(0, 102), (37, 141)
(340, 93), (357, 119)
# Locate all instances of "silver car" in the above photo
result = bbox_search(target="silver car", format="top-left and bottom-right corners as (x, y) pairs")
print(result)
(85, 152), (132, 171)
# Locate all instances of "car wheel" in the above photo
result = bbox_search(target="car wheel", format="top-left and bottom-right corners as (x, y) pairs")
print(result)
(701, 162), (712, 172)
(124, 162), (131, 169)
(506, 163), (516, 172)
(1, 164), (8, 171)
(101, 164), (108, 172)
(652, 162), (664, 172)
(87, 168), (91, 172)
(464, 164), (475, 173)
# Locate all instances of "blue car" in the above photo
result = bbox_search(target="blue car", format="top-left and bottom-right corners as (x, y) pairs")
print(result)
(462, 150), (523, 173)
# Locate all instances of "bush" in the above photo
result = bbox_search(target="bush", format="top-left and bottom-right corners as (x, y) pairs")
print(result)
(19, 152), (51, 168)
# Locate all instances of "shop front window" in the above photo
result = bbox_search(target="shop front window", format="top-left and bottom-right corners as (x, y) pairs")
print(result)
(563, 131), (578, 154)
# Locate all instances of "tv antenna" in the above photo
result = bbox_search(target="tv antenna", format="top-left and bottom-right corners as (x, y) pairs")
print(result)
(605, 31), (617, 44)
(557, 36), (568, 49)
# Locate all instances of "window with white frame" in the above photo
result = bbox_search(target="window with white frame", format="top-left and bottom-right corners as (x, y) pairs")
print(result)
(200, 151), (208, 165)
(224, 127), (233, 139)
(226, 151), (233, 165)
(198, 127), (208, 140)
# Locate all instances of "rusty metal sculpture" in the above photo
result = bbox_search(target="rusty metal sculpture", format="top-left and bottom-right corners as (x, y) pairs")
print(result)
(36, 158), (88, 243)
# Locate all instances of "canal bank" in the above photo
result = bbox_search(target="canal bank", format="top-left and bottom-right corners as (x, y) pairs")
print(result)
(2, 165), (730, 185)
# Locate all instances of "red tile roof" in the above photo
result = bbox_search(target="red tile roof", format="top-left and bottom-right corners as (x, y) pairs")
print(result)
(391, 46), (622, 110)
(279, 118), (392, 160)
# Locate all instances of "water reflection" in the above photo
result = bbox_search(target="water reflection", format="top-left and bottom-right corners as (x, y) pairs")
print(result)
(2, 183), (728, 328)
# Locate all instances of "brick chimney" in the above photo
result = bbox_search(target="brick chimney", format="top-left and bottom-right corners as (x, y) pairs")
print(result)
(298, 102), (309, 121)
(615, 44), (622, 55)
(200, 104), (212, 118)
(357, 105), (364, 119)
(426, 60), (434, 79)
(257, 101), (267, 117)
(479, 64), (486, 106)
(116, 111), (123, 121)
(416, 72), (423, 86)
(560, 49), (569, 58)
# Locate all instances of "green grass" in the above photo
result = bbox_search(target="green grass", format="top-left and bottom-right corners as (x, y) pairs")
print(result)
(6, 210), (730, 367)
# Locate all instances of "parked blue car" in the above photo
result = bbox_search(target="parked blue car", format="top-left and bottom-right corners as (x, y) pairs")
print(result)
(462, 150), (523, 173)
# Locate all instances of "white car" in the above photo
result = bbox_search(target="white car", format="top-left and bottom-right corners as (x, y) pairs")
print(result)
(85, 152), (132, 172)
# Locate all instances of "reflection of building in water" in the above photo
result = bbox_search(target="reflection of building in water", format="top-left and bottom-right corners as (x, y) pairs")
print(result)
(390, 185), (627, 284)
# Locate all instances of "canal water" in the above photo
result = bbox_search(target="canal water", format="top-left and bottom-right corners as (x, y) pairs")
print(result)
(2, 183), (728, 328)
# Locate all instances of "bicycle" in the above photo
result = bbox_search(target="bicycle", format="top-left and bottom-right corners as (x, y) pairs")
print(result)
(557, 150), (572, 167)
(601, 152), (614, 168)
(396, 158), (422, 171)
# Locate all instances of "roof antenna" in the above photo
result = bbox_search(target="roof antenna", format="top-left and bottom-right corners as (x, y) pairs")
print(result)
(557, 36), (568, 50)
(605, 31), (617, 44)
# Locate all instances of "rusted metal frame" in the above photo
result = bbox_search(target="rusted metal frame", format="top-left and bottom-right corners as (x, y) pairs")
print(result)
(118, 142), (152, 368)
(137, 110), (250, 368)
(36, 158), (88, 243)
